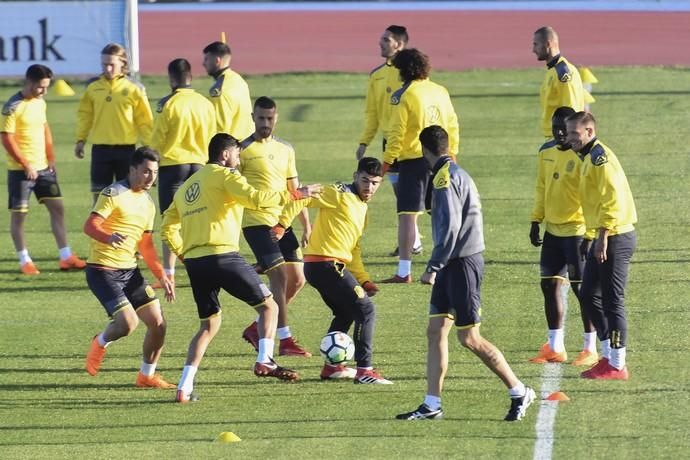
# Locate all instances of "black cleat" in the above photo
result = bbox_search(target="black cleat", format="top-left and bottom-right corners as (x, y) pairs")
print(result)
(504, 387), (536, 421)
(396, 404), (444, 420)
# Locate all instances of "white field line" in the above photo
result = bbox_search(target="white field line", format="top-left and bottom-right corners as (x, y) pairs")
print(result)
(533, 284), (569, 460)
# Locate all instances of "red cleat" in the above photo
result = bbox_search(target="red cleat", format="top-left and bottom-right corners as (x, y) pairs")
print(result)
(580, 358), (610, 378)
(581, 361), (629, 380)
(320, 363), (356, 380)
(379, 274), (412, 284)
(279, 337), (312, 357)
(242, 322), (259, 351)
(253, 361), (299, 381)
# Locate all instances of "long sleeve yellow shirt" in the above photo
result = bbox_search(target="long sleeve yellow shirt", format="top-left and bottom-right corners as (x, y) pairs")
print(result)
(76, 75), (153, 145)
(385, 79), (460, 164)
(358, 60), (401, 146)
(539, 55), (584, 137)
(208, 68), (253, 140)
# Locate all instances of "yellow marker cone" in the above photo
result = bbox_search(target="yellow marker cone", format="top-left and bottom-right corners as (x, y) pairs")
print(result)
(53, 79), (75, 97)
(584, 89), (596, 104)
(545, 391), (570, 401)
(216, 431), (241, 443)
(579, 67), (599, 84)
(220, 32), (227, 44)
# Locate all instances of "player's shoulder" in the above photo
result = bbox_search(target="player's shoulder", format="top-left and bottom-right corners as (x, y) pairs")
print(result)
(209, 74), (224, 97)
(1, 92), (24, 116)
(333, 181), (354, 194)
(539, 139), (558, 152)
(368, 62), (387, 76)
(124, 75), (146, 91)
(100, 180), (130, 198)
(390, 81), (412, 105)
(272, 135), (294, 151)
(156, 93), (175, 113)
(85, 76), (101, 88)
(240, 135), (255, 150)
(589, 143), (609, 166)
(555, 58), (574, 83)
(432, 160), (453, 189)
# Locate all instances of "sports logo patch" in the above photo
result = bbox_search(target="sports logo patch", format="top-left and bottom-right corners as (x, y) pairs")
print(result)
(122, 89), (129, 97)
(210, 87), (221, 97)
(559, 72), (572, 83)
(184, 182), (201, 204)
(145, 285), (156, 299)
(425, 106), (441, 124)
(565, 160), (575, 173)
(354, 285), (366, 299)
(553, 172), (559, 180)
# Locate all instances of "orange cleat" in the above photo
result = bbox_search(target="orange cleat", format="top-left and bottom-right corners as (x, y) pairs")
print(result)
(21, 261), (40, 275)
(572, 350), (599, 367)
(85, 335), (106, 376)
(529, 343), (567, 363)
(254, 361), (299, 381)
(279, 337), (312, 357)
(136, 372), (176, 389)
(379, 274), (412, 284)
(59, 254), (86, 271)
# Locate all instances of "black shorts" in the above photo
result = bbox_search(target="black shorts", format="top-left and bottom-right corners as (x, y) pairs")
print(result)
(85, 265), (158, 318)
(157, 163), (202, 214)
(91, 144), (135, 193)
(540, 232), (584, 282)
(429, 253), (484, 329)
(397, 157), (429, 214)
(243, 225), (303, 271)
(7, 168), (62, 211)
(184, 252), (272, 320)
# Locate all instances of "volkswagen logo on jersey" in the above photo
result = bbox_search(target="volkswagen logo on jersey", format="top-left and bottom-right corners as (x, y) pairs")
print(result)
(185, 182), (201, 204)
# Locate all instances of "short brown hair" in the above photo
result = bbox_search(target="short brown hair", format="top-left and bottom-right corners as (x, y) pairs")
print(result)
(566, 111), (596, 127)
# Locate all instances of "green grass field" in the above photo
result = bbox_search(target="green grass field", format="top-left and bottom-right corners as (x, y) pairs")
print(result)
(0, 67), (689, 459)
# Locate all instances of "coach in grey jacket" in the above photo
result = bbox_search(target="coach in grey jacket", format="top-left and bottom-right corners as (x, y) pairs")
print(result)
(395, 125), (536, 422)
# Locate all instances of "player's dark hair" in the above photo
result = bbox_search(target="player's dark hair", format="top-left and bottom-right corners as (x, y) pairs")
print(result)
(566, 111), (596, 127)
(208, 133), (241, 162)
(534, 26), (557, 42)
(386, 25), (409, 45)
(131, 146), (160, 167)
(254, 96), (276, 110)
(393, 48), (430, 82)
(552, 106), (576, 127)
(357, 157), (383, 177)
(168, 58), (192, 85)
(419, 125), (449, 156)
(203, 41), (231, 57)
(25, 64), (53, 82)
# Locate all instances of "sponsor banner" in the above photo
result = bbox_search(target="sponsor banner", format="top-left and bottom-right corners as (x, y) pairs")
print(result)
(0, 1), (127, 77)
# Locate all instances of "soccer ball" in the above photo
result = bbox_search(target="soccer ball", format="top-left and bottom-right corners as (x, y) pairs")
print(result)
(319, 331), (355, 364)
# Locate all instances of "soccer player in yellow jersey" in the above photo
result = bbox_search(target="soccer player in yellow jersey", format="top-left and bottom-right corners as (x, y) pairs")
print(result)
(277, 158), (393, 384)
(529, 107), (598, 367)
(151, 58), (215, 284)
(161, 134), (321, 402)
(75, 43), (153, 202)
(1, 64), (86, 275)
(566, 112), (637, 380)
(382, 49), (460, 284)
(83, 147), (176, 389)
(202, 41), (253, 140)
(355, 25), (422, 258)
(239, 97), (313, 357)
(532, 26), (585, 138)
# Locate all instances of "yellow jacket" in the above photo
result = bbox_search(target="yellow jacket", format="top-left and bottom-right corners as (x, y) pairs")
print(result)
(385, 79), (460, 164)
(151, 87), (215, 167)
(208, 68), (253, 140)
(539, 55), (584, 137)
(76, 75), (152, 145)
(358, 60), (401, 146)
(530, 139), (585, 236)
(578, 139), (637, 239)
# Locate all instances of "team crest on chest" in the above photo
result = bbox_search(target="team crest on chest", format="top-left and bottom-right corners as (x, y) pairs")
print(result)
(565, 160), (575, 173)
